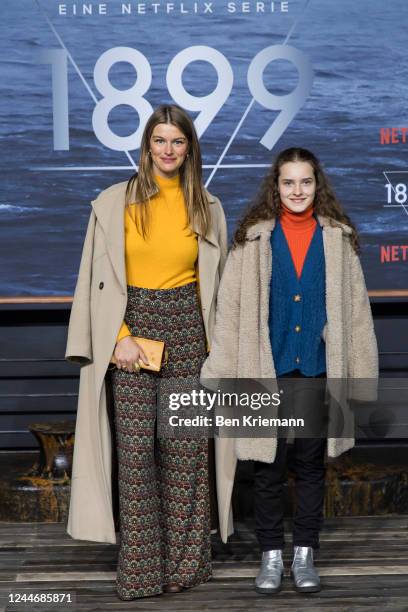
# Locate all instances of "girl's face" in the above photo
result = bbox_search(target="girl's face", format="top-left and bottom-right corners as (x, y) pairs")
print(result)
(278, 161), (316, 213)
(149, 123), (189, 178)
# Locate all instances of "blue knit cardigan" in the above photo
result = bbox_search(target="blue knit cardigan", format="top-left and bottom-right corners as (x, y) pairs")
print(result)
(269, 220), (327, 377)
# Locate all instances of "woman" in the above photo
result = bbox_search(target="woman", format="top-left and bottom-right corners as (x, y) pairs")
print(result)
(65, 104), (227, 599)
(201, 147), (378, 594)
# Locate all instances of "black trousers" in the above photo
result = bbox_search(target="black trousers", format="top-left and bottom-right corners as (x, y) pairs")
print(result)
(254, 371), (327, 551)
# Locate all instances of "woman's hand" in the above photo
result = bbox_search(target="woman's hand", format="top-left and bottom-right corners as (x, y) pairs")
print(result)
(114, 336), (149, 373)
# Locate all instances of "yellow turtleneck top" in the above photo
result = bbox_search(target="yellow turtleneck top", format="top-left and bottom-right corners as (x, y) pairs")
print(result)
(116, 173), (198, 342)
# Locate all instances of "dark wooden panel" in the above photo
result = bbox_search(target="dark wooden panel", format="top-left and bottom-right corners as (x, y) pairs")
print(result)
(0, 414), (76, 449)
(0, 360), (78, 378)
(380, 354), (408, 371)
(0, 304), (407, 451)
(374, 318), (408, 371)
(0, 414), (75, 429)
(0, 319), (77, 446)
(0, 325), (69, 360)
(0, 378), (79, 395)
(0, 396), (77, 414)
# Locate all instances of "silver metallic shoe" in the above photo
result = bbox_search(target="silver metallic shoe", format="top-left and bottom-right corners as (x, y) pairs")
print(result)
(291, 546), (321, 593)
(255, 549), (284, 594)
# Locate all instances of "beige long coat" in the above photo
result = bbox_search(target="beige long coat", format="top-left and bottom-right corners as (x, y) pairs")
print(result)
(65, 180), (227, 544)
(201, 216), (379, 543)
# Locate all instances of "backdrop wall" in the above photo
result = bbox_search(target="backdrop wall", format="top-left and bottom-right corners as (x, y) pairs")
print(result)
(1, 0), (408, 296)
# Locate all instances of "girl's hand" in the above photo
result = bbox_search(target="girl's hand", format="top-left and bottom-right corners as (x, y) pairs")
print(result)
(114, 336), (149, 372)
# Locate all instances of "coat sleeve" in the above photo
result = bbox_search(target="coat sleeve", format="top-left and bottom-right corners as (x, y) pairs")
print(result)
(201, 246), (242, 384)
(215, 197), (228, 276)
(65, 209), (96, 365)
(348, 247), (379, 400)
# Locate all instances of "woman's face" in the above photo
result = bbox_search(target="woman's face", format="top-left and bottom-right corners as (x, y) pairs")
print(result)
(149, 123), (189, 178)
(278, 161), (316, 213)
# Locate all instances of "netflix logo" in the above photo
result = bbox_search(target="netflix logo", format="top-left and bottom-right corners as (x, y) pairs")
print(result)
(380, 245), (408, 263)
(380, 128), (408, 145)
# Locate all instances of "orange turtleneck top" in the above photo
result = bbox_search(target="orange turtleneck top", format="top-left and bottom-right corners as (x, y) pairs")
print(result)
(280, 204), (317, 279)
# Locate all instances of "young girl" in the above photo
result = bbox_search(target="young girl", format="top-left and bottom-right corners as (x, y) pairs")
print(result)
(201, 147), (378, 594)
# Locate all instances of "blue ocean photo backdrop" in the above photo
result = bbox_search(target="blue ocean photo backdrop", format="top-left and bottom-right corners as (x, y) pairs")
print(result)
(1, 0), (407, 295)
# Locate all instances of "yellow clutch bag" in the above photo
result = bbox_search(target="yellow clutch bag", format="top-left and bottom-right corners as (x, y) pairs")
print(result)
(110, 337), (167, 372)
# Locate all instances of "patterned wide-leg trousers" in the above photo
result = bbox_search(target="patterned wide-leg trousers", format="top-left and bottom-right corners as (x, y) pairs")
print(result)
(112, 282), (212, 600)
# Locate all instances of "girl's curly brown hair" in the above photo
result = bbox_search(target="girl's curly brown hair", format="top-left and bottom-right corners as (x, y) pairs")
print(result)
(233, 147), (360, 253)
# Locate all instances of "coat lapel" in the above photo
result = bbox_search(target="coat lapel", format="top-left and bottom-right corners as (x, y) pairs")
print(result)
(195, 230), (219, 337)
(193, 189), (220, 248)
(91, 184), (127, 294)
(320, 222), (346, 377)
(192, 191), (220, 324)
(258, 232), (275, 377)
(245, 218), (276, 378)
(91, 183), (221, 309)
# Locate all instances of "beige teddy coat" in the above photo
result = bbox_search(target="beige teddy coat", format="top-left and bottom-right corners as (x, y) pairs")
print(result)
(201, 215), (379, 543)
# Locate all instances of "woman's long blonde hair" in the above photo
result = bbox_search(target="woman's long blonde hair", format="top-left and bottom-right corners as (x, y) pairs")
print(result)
(126, 105), (211, 239)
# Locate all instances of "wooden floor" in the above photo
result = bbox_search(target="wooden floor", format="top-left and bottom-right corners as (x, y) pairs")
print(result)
(1, 517), (408, 611)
